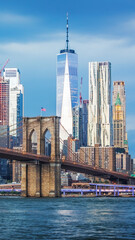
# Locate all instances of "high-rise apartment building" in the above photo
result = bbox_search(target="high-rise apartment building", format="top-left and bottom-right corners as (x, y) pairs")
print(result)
(56, 14), (78, 141)
(3, 68), (24, 146)
(88, 62), (112, 147)
(73, 106), (83, 146)
(82, 100), (89, 146)
(113, 81), (128, 151)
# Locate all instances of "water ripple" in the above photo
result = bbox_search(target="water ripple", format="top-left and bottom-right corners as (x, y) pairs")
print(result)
(0, 197), (135, 239)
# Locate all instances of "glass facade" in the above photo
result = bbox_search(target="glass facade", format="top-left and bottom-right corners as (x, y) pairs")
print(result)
(3, 68), (24, 147)
(0, 77), (9, 126)
(56, 52), (78, 117)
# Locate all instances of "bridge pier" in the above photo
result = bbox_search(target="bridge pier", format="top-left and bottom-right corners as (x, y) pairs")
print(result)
(21, 162), (61, 197)
(21, 116), (61, 198)
(21, 163), (28, 197)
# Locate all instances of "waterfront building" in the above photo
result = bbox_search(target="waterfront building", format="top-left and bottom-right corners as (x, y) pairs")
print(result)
(0, 76), (11, 180)
(56, 14), (78, 142)
(12, 160), (21, 183)
(3, 68), (24, 146)
(113, 81), (128, 151)
(12, 146), (22, 183)
(0, 126), (11, 180)
(88, 62), (112, 147)
(61, 171), (72, 187)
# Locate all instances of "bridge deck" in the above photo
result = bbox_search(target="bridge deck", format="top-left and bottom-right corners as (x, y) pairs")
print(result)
(0, 147), (134, 182)
(0, 147), (50, 163)
(61, 160), (134, 181)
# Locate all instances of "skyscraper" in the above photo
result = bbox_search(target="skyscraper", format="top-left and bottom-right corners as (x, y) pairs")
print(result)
(0, 76), (9, 126)
(56, 14), (78, 141)
(73, 105), (83, 146)
(88, 62), (112, 147)
(113, 81), (128, 151)
(3, 68), (24, 146)
(72, 100), (89, 147)
(82, 100), (89, 146)
(0, 76), (10, 180)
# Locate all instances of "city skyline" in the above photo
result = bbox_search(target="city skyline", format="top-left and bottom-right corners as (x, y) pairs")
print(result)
(0, 0), (135, 156)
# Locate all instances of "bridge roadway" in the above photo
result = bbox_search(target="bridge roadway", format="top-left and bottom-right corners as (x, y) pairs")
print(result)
(0, 147), (134, 183)
(0, 147), (50, 163)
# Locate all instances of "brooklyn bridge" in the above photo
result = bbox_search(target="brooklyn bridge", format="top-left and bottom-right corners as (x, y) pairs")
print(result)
(0, 116), (134, 197)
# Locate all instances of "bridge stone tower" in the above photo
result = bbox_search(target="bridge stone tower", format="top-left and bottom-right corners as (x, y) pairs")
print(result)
(21, 116), (61, 197)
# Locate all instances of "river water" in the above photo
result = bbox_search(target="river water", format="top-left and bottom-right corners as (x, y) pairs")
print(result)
(0, 197), (135, 240)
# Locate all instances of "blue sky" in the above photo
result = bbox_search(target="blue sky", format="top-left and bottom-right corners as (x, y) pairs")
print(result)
(0, 0), (135, 157)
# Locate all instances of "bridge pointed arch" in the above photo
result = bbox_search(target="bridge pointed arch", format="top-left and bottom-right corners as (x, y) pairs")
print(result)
(29, 129), (37, 154)
(42, 129), (51, 157)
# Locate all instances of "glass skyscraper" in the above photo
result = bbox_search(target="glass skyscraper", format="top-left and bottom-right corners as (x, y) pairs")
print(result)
(56, 14), (78, 142)
(3, 68), (24, 146)
(56, 52), (78, 117)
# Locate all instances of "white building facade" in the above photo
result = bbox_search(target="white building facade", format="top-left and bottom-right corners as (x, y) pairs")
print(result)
(88, 62), (112, 147)
(3, 68), (24, 146)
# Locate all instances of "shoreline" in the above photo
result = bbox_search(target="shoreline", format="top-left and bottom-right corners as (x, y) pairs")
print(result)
(0, 193), (134, 198)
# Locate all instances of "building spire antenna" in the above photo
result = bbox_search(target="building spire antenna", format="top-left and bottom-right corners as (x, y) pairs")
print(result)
(66, 12), (69, 51)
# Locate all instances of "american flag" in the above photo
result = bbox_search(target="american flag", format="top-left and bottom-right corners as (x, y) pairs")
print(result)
(41, 107), (46, 112)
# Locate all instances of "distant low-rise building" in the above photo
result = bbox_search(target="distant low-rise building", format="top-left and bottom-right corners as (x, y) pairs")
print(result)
(12, 146), (22, 183)
(116, 149), (133, 173)
(61, 171), (72, 187)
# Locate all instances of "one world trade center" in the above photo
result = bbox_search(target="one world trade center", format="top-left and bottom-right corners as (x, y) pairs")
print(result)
(56, 14), (78, 143)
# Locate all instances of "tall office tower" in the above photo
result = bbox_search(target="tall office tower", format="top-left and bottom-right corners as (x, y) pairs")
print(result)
(113, 81), (128, 151)
(88, 62), (112, 147)
(72, 100), (89, 147)
(56, 14), (78, 142)
(3, 68), (24, 146)
(73, 106), (83, 146)
(0, 76), (10, 180)
(0, 76), (9, 126)
(82, 100), (89, 146)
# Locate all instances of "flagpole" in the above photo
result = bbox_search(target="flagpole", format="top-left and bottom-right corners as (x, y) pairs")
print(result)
(41, 108), (42, 117)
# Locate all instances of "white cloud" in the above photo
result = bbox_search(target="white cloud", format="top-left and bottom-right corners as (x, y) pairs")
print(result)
(0, 33), (134, 128)
(124, 18), (135, 31)
(0, 32), (135, 85)
(0, 12), (36, 24)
